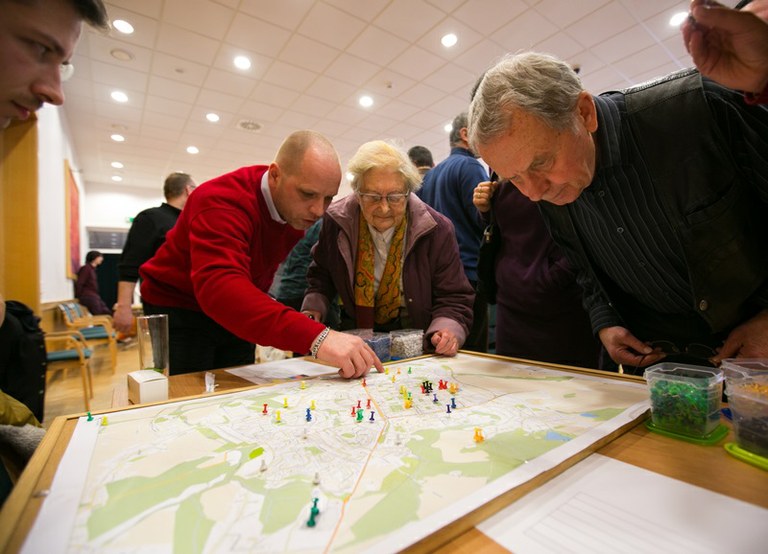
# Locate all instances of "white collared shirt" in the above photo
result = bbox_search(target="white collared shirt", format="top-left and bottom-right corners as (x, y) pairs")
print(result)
(261, 171), (285, 224)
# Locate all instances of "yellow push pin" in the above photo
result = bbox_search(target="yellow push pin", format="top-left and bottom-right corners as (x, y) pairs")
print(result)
(276, 410), (282, 423)
(391, 375), (396, 383)
(283, 397), (289, 408)
(310, 400), (316, 410)
(300, 380), (306, 390)
(404, 398), (412, 409)
(101, 416), (108, 426)
(473, 427), (484, 443)
(385, 368), (389, 375)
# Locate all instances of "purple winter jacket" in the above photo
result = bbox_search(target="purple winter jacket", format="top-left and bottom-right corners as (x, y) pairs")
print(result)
(302, 193), (475, 346)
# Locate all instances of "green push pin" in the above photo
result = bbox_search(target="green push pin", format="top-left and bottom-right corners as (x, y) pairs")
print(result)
(86, 411), (93, 421)
(356, 408), (364, 422)
(306, 497), (320, 527)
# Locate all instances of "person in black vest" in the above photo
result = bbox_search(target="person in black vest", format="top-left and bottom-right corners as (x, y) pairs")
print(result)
(468, 51), (768, 373)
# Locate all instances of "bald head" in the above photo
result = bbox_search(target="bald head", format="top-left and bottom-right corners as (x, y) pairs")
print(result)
(269, 130), (341, 230)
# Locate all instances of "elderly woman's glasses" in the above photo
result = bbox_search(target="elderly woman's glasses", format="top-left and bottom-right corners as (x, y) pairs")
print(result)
(357, 192), (409, 206)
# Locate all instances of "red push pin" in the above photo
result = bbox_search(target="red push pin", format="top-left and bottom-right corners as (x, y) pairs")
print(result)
(262, 403), (268, 415)
(351, 405), (357, 416)
(362, 378), (367, 387)
(357, 399), (362, 409)
(366, 398), (371, 409)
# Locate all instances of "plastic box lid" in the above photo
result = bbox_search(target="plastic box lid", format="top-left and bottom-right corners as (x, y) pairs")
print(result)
(644, 362), (724, 389)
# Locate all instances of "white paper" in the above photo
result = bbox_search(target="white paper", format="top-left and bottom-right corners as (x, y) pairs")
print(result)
(478, 454), (768, 554)
(226, 357), (337, 383)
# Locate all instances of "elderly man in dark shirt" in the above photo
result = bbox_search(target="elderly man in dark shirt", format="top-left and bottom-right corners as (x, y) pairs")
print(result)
(469, 51), (768, 372)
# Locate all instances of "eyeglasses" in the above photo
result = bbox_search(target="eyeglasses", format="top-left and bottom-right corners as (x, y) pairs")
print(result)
(647, 340), (717, 360)
(629, 340), (718, 374)
(357, 192), (409, 206)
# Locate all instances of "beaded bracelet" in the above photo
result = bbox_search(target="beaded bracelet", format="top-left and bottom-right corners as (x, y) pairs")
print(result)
(310, 327), (330, 359)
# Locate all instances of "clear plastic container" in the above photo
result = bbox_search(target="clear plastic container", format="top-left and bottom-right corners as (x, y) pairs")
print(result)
(389, 329), (424, 360)
(644, 363), (724, 438)
(721, 359), (768, 457)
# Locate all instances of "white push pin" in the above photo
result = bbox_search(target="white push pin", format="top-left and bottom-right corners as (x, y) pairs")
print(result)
(312, 472), (320, 485)
(260, 459), (267, 472)
(205, 372), (216, 393)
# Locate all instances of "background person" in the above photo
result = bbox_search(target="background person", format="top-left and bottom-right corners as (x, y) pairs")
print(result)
(113, 172), (196, 334)
(407, 145), (434, 177)
(140, 131), (383, 377)
(302, 140), (474, 357)
(75, 250), (111, 315)
(682, 0), (768, 101)
(417, 113), (489, 352)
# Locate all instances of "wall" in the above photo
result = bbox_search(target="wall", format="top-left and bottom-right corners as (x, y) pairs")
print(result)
(37, 105), (83, 303)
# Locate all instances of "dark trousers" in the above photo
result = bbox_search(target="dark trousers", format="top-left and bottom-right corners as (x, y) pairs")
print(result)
(463, 281), (488, 353)
(143, 302), (255, 375)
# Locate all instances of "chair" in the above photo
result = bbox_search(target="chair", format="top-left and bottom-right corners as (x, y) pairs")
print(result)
(44, 331), (93, 411)
(58, 302), (117, 373)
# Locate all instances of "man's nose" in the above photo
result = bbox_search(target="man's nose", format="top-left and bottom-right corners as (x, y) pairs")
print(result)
(32, 67), (65, 107)
(520, 174), (549, 202)
(309, 198), (325, 217)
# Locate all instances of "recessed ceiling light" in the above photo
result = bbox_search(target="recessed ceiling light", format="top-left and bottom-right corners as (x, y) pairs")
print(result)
(669, 11), (688, 26)
(206, 112), (220, 123)
(111, 175), (123, 182)
(441, 33), (458, 48)
(233, 55), (251, 70)
(111, 134), (125, 142)
(110, 48), (134, 61)
(186, 146), (199, 154)
(359, 95), (373, 108)
(110, 90), (128, 103)
(112, 19), (134, 34)
(111, 161), (124, 169)
(444, 123), (452, 133)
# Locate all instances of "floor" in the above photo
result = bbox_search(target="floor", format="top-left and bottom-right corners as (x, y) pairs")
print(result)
(42, 339), (139, 428)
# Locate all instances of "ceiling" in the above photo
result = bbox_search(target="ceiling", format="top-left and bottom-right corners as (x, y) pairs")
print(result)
(63, 0), (697, 195)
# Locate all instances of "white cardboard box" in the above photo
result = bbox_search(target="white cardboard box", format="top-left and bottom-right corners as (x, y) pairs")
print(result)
(127, 370), (169, 404)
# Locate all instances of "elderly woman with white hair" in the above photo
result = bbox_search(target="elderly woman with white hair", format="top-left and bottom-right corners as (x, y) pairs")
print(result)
(301, 140), (474, 356)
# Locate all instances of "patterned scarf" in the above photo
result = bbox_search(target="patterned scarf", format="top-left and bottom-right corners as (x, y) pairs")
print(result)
(354, 210), (407, 329)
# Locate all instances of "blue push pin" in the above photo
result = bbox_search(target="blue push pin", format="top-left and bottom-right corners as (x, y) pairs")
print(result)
(369, 410), (375, 422)
(450, 397), (457, 409)
(306, 408), (312, 422)
(433, 393), (438, 403)
(446, 403), (452, 414)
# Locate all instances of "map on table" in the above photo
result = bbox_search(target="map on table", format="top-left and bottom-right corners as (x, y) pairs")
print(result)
(24, 354), (649, 553)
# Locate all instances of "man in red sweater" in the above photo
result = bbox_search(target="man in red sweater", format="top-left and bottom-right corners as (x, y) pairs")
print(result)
(140, 130), (383, 378)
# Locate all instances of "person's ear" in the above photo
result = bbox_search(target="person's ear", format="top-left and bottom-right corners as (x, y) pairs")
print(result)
(577, 91), (598, 133)
(460, 127), (469, 144)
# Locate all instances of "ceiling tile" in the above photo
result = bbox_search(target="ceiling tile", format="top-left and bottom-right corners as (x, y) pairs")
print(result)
(196, 88), (246, 112)
(373, 0), (445, 42)
(323, 53), (382, 87)
(325, 0), (390, 22)
(346, 25), (410, 67)
(238, 101), (284, 123)
(566, 2), (636, 48)
(162, 0), (234, 40)
(105, 0), (162, 18)
(250, 82), (300, 109)
(414, 17), (485, 61)
(389, 46), (446, 80)
(147, 75), (200, 104)
(88, 60), (150, 93)
(151, 53), (210, 87)
(289, 94), (336, 118)
(143, 95), (194, 119)
(305, 76), (357, 103)
(155, 23), (221, 65)
(238, 0), (315, 30)
(84, 33), (154, 73)
(535, 0), (610, 28)
(494, 10), (559, 51)
(225, 12), (292, 57)
(452, 0), (528, 34)
(202, 68), (258, 98)
(297, 3), (367, 50)
(278, 35), (341, 73)
(261, 61), (319, 91)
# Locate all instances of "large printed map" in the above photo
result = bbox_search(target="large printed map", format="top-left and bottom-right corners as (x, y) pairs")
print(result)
(24, 354), (648, 553)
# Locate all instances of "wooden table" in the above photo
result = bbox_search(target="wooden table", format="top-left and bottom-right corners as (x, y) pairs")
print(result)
(2, 357), (767, 553)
